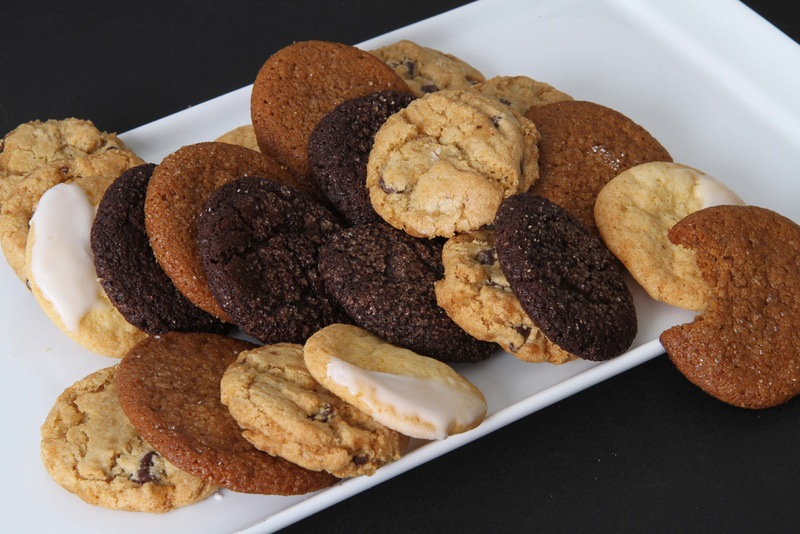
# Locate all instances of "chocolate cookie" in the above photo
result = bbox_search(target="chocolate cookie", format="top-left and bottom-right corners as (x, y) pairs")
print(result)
(494, 193), (637, 361)
(308, 90), (415, 225)
(525, 100), (672, 234)
(91, 163), (226, 335)
(197, 176), (347, 344)
(116, 332), (338, 494)
(318, 222), (497, 363)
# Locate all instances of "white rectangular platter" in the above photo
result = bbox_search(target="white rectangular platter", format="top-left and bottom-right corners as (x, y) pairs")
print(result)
(2, 0), (800, 532)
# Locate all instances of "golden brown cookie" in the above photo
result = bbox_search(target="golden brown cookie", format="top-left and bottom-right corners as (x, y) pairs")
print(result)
(369, 39), (485, 97)
(0, 118), (128, 206)
(214, 124), (260, 151)
(366, 90), (540, 238)
(434, 229), (575, 364)
(41, 365), (217, 513)
(250, 40), (411, 186)
(659, 205), (800, 409)
(221, 343), (406, 477)
(304, 324), (487, 440)
(595, 162), (744, 311)
(143, 142), (299, 321)
(475, 75), (573, 115)
(525, 100), (672, 234)
(0, 149), (144, 282)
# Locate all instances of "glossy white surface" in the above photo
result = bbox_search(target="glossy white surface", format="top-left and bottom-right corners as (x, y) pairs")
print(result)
(2, 1), (799, 532)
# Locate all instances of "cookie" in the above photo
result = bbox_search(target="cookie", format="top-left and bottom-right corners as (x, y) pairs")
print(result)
(367, 89), (540, 238)
(214, 124), (259, 151)
(0, 118), (128, 206)
(659, 205), (800, 409)
(116, 332), (339, 494)
(221, 343), (406, 477)
(525, 100), (672, 234)
(0, 149), (144, 282)
(143, 142), (299, 321)
(304, 324), (487, 440)
(250, 40), (411, 185)
(26, 182), (147, 357)
(40, 365), (217, 512)
(369, 39), (485, 96)
(475, 75), (573, 115)
(595, 162), (745, 311)
(91, 163), (227, 335)
(318, 222), (497, 363)
(434, 229), (575, 364)
(308, 90), (416, 225)
(494, 193), (637, 362)
(197, 176), (347, 344)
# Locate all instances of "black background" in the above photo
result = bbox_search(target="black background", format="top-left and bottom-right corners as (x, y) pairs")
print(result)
(1, 1), (798, 532)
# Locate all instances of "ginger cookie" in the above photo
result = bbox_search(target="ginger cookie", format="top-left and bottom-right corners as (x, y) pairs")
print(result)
(659, 205), (800, 409)
(595, 162), (744, 311)
(369, 39), (485, 96)
(197, 176), (347, 344)
(304, 324), (487, 440)
(318, 222), (497, 363)
(116, 332), (338, 494)
(367, 89), (540, 238)
(143, 142), (299, 321)
(221, 343), (406, 477)
(434, 228), (575, 364)
(494, 193), (637, 362)
(525, 100), (672, 234)
(475, 75), (573, 115)
(41, 365), (217, 513)
(250, 40), (411, 185)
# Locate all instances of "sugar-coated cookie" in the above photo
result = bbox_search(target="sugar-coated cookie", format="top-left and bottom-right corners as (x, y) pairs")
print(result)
(214, 124), (260, 151)
(304, 324), (487, 440)
(369, 39), (485, 97)
(117, 332), (338, 494)
(221, 343), (406, 477)
(367, 89), (540, 238)
(475, 75), (573, 115)
(495, 193), (637, 362)
(434, 228), (575, 364)
(660, 205), (800, 409)
(41, 365), (218, 512)
(251, 40), (411, 185)
(595, 162), (744, 311)
(525, 100), (672, 234)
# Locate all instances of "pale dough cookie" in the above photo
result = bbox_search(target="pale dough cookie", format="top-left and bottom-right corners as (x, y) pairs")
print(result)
(369, 40), (486, 97)
(41, 366), (217, 513)
(221, 343), (406, 478)
(367, 89), (540, 237)
(304, 324), (487, 440)
(0, 118), (128, 206)
(0, 149), (144, 282)
(595, 162), (744, 311)
(434, 229), (575, 364)
(475, 75), (573, 115)
(214, 124), (260, 152)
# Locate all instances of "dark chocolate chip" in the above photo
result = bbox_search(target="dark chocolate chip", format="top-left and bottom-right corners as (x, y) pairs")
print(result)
(475, 248), (496, 265)
(420, 84), (439, 93)
(135, 451), (159, 484)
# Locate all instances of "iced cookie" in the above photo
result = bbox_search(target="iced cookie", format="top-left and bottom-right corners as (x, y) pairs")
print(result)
(367, 90), (540, 238)
(117, 332), (338, 494)
(495, 193), (637, 362)
(214, 124), (259, 151)
(0, 149), (144, 282)
(660, 205), (800, 409)
(595, 162), (745, 311)
(221, 343), (406, 477)
(0, 118), (128, 206)
(40, 365), (217, 513)
(304, 324), (487, 440)
(475, 75), (573, 115)
(26, 182), (147, 357)
(250, 40), (411, 185)
(434, 229), (575, 364)
(369, 39), (485, 96)
(525, 100), (672, 234)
